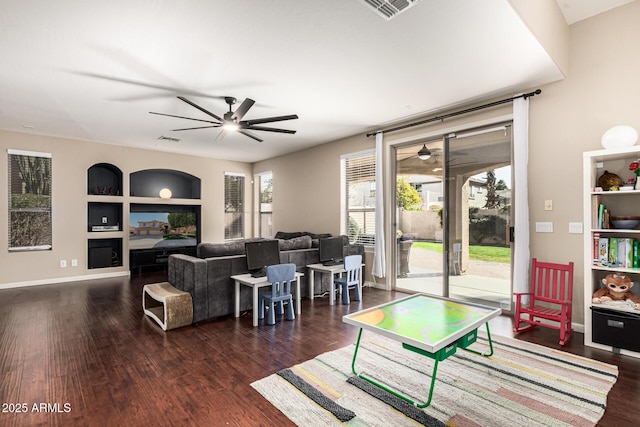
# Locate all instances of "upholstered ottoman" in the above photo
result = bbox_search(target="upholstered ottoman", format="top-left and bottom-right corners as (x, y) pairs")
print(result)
(143, 282), (193, 331)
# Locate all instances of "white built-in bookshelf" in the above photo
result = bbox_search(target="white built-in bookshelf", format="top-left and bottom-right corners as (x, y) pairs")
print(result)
(583, 146), (640, 358)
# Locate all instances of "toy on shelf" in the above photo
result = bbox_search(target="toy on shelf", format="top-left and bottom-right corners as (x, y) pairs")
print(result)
(592, 272), (640, 310)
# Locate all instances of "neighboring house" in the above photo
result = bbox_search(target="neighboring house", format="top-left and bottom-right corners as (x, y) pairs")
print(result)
(130, 220), (168, 236)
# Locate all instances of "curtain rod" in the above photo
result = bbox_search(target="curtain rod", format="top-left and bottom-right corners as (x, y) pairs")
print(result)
(366, 89), (541, 137)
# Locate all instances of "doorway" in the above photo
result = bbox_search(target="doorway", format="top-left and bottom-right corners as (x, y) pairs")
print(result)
(394, 124), (513, 310)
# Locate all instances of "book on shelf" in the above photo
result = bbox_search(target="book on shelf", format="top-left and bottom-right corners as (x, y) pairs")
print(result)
(593, 236), (639, 268)
(596, 204), (610, 229)
(608, 237), (618, 266)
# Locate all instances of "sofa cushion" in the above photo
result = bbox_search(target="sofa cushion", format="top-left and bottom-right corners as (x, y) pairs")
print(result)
(197, 238), (265, 258)
(278, 235), (312, 251)
(274, 231), (304, 240)
(305, 232), (332, 240)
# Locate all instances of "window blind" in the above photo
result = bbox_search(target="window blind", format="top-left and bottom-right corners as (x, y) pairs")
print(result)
(341, 150), (376, 246)
(257, 172), (273, 238)
(224, 172), (245, 240)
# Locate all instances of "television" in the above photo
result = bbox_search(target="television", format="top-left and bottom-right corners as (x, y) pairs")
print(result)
(319, 237), (344, 265)
(245, 240), (281, 276)
(129, 204), (199, 250)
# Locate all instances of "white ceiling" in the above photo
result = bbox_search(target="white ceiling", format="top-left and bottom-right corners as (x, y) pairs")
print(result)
(0, 0), (631, 163)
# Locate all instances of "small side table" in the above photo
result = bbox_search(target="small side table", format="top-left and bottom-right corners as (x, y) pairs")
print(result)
(143, 282), (193, 331)
(231, 272), (303, 327)
(307, 263), (364, 305)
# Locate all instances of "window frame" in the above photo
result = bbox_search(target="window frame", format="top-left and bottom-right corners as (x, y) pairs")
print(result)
(254, 171), (273, 238)
(8, 149), (53, 251)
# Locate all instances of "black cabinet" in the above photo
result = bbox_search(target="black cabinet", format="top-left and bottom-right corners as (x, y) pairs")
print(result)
(130, 247), (197, 273)
(592, 306), (640, 352)
(88, 238), (122, 269)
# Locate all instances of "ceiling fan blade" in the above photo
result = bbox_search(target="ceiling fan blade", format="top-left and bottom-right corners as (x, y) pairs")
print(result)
(239, 129), (263, 142)
(231, 98), (255, 121)
(246, 125), (296, 134)
(177, 96), (223, 122)
(171, 125), (221, 131)
(243, 114), (299, 126)
(214, 129), (226, 142)
(149, 111), (220, 124)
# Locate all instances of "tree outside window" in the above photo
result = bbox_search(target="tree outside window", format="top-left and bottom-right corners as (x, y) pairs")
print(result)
(8, 150), (52, 251)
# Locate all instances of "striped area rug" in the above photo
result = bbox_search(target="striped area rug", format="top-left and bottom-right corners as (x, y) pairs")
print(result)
(251, 332), (618, 426)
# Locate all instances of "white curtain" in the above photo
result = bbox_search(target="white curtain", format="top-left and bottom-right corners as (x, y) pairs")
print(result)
(513, 96), (530, 294)
(372, 131), (386, 278)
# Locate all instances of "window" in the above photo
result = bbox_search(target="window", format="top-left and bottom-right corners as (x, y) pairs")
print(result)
(341, 150), (376, 246)
(224, 172), (244, 240)
(256, 172), (273, 238)
(8, 149), (52, 251)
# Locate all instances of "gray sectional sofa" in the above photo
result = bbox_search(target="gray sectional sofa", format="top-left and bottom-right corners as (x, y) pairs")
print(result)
(167, 232), (364, 323)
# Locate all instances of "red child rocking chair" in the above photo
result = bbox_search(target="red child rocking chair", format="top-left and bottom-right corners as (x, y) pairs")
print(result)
(513, 258), (574, 345)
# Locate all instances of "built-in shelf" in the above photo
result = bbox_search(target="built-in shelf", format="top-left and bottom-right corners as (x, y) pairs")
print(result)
(583, 146), (640, 359)
(87, 163), (124, 270)
(130, 169), (201, 199)
(88, 163), (123, 196)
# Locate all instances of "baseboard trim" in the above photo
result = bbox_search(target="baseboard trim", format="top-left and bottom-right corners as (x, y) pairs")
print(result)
(0, 271), (131, 290)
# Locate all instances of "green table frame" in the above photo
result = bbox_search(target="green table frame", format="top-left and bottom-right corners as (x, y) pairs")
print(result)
(343, 294), (501, 408)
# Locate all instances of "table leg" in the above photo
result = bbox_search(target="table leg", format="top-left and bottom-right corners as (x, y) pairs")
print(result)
(253, 285), (259, 327)
(463, 322), (495, 357)
(295, 279), (301, 315)
(329, 272), (336, 305)
(234, 280), (240, 318)
(309, 269), (315, 300)
(350, 329), (440, 408)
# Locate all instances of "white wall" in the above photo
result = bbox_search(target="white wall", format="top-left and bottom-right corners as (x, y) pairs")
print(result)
(0, 130), (251, 287)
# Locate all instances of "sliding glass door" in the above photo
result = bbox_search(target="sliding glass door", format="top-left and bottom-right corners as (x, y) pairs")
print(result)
(395, 138), (446, 296)
(394, 124), (513, 310)
(446, 126), (512, 309)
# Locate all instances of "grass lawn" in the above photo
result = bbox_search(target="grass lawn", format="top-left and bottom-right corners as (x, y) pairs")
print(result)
(411, 241), (511, 264)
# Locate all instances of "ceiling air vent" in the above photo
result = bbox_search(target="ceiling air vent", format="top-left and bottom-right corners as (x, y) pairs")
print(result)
(359, 0), (421, 20)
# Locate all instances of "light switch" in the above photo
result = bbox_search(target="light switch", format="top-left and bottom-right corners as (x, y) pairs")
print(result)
(544, 200), (553, 211)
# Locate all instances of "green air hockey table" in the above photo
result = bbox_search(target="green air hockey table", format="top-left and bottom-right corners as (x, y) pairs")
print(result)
(342, 293), (502, 408)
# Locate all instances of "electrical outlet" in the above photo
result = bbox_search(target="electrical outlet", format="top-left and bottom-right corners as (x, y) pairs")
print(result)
(60, 260), (67, 268)
(102, 216), (108, 224)
(71, 259), (78, 267)
(569, 222), (583, 234)
(535, 222), (553, 233)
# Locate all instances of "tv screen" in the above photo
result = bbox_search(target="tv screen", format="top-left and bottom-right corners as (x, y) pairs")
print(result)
(319, 237), (344, 263)
(245, 240), (281, 272)
(129, 211), (198, 250)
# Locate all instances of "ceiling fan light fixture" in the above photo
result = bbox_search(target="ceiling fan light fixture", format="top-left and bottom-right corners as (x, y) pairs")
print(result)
(417, 144), (431, 160)
(223, 121), (239, 132)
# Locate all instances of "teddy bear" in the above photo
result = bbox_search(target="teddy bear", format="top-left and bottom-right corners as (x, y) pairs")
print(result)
(592, 272), (640, 310)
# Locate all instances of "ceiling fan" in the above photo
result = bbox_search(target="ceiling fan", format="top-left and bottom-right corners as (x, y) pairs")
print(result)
(150, 96), (298, 142)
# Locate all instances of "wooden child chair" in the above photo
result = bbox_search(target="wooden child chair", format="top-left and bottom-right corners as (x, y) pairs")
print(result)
(513, 258), (574, 345)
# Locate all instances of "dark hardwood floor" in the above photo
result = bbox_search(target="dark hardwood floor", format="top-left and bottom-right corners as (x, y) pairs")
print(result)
(1, 271), (638, 426)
